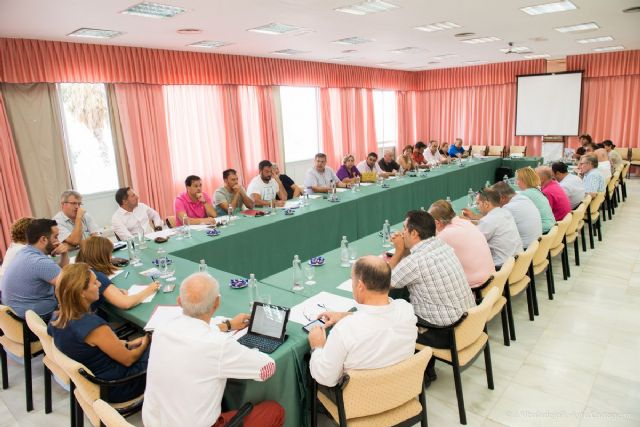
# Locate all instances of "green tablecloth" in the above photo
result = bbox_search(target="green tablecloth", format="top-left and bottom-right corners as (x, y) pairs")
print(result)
(501, 156), (544, 171)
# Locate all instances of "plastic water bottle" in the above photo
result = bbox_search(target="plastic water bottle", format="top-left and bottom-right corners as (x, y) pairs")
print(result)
(292, 255), (303, 291)
(331, 180), (337, 199)
(485, 180), (491, 188)
(467, 188), (475, 208)
(304, 187), (311, 206)
(446, 196), (451, 203)
(198, 259), (207, 273)
(382, 220), (391, 248)
(248, 273), (258, 307)
(182, 215), (192, 238)
(340, 236), (350, 267)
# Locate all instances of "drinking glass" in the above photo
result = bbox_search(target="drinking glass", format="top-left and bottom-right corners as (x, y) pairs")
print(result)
(303, 263), (316, 286)
(173, 224), (184, 240)
(227, 207), (234, 226)
(349, 246), (358, 264)
(161, 262), (176, 282)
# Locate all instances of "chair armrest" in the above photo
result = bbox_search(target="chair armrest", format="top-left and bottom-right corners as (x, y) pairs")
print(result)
(78, 368), (147, 387)
(416, 313), (467, 330)
(226, 402), (254, 427)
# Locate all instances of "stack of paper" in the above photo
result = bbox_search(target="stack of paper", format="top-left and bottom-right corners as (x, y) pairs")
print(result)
(127, 285), (157, 303)
(143, 305), (247, 340)
(146, 229), (176, 239)
(289, 291), (356, 325)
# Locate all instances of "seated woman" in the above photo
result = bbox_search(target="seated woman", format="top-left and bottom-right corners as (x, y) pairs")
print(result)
(515, 167), (556, 233)
(439, 142), (450, 158)
(335, 154), (361, 184)
(397, 145), (415, 172)
(76, 236), (159, 310)
(48, 263), (150, 403)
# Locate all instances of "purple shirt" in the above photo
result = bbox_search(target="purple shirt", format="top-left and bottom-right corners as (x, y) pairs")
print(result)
(174, 192), (212, 225)
(541, 180), (572, 221)
(336, 165), (361, 181)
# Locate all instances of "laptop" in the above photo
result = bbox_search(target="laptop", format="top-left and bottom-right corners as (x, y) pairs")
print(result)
(237, 302), (290, 354)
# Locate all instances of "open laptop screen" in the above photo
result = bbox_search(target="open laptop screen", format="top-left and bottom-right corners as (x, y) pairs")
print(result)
(248, 302), (289, 341)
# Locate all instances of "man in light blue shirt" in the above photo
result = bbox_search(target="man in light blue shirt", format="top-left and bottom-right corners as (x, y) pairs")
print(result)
(304, 153), (346, 193)
(52, 190), (100, 247)
(579, 155), (605, 198)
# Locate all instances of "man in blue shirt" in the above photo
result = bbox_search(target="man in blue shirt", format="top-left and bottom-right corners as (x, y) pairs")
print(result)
(1, 219), (69, 321)
(448, 138), (467, 158)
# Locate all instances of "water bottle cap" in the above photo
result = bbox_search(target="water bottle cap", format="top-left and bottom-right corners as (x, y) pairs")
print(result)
(250, 273), (255, 278)
(200, 259), (205, 264)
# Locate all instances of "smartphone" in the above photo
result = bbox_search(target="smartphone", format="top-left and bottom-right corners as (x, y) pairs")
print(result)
(302, 319), (325, 333)
(162, 284), (176, 293)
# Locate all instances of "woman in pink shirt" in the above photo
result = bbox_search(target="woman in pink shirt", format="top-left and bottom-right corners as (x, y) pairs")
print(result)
(428, 200), (495, 288)
(536, 166), (572, 221)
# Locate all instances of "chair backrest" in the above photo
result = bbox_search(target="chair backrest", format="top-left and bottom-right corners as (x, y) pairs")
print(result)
(567, 201), (588, 235)
(509, 145), (527, 155)
(533, 226), (558, 265)
(614, 147), (629, 161)
(52, 342), (100, 403)
(588, 192), (605, 219)
(341, 346), (433, 419)
(24, 310), (55, 358)
(607, 170), (620, 192)
(487, 145), (504, 157)
(631, 148), (640, 161)
(621, 162), (630, 177)
(551, 213), (572, 248)
(0, 305), (24, 344)
(509, 240), (538, 285)
(454, 287), (499, 350)
(93, 399), (135, 427)
(471, 145), (487, 156)
(481, 256), (515, 298)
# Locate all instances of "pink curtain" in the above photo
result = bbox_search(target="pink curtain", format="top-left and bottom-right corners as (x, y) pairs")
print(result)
(320, 88), (378, 168)
(0, 91), (32, 258)
(114, 84), (174, 218)
(396, 91), (416, 152)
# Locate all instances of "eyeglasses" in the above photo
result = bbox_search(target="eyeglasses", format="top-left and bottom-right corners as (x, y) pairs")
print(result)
(64, 202), (83, 207)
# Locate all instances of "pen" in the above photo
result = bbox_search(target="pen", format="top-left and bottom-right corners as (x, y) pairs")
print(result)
(124, 271), (130, 279)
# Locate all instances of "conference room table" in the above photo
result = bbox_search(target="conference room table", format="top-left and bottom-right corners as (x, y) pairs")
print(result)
(106, 156), (540, 427)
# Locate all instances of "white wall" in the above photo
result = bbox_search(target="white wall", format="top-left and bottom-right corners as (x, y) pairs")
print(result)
(284, 159), (314, 185)
(83, 190), (118, 236)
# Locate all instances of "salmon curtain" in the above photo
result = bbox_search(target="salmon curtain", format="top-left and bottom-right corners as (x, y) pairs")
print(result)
(114, 84), (175, 218)
(0, 90), (32, 258)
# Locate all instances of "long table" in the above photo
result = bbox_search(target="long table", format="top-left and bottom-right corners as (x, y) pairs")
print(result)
(107, 157), (539, 427)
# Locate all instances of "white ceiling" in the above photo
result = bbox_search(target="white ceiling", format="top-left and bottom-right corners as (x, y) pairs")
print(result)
(1, 0), (639, 71)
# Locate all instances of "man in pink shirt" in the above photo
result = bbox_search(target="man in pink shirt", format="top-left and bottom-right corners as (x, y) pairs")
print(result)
(175, 175), (217, 226)
(536, 166), (571, 221)
(428, 200), (495, 288)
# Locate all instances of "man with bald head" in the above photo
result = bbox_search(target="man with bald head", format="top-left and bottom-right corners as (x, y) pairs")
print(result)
(377, 149), (400, 175)
(143, 273), (284, 427)
(593, 145), (612, 180)
(308, 256), (417, 387)
(536, 166), (572, 221)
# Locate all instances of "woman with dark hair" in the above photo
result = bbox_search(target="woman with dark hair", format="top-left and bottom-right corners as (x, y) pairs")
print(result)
(602, 140), (623, 170)
(397, 145), (415, 172)
(579, 134), (592, 147)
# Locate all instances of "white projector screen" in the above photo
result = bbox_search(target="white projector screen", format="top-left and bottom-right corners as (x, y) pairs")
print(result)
(515, 72), (583, 136)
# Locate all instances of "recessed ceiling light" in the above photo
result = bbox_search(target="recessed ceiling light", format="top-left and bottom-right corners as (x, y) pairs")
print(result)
(521, 0), (576, 16)
(188, 40), (232, 49)
(465, 60), (488, 64)
(272, 49), (308, 55)
(462, 36), (501, 44)
(247, 23), (306, 35)
(523, 53), (551, 59)
(554, 22), (599, 33)
(622, 6), (640, 13)
(577, 36), (614, 44)
(593, 45), (625, 52)
(335, 0), (398, 15)
(120, 2), (186, 19)
(430, 54), (458, 60)
(67, 28), (123, 39)
(390, 47), (423, 54)
(177, 28), (202, 35)
(414, 21), (461, 32)
(333, 36), (373, 45)
(500, 46), (530, 53)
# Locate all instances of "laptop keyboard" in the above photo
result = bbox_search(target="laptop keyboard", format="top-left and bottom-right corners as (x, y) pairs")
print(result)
(238, 334), (281, 354)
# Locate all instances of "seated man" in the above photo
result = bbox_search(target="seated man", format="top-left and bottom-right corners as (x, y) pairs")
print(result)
(272, 163), (303, 200)
(214, 169), (254, 216)
(377, 149), (399, 175)
(308, 256), (417, 387)
(536, 166), (572, 221)
(175, 175), (217, 226)
(111, 187), (163, 240)
(143, 273), (284, 427)
(428, 200), (495, 288)
(1, 219), (68, 321)
(463, 189), (522, 267)
(551, 162), (585, 208)
(448, 138), (467, 158)
(0, 217), (33, 283)
(412, 141), (429, 168)
(52, 190), (100, 247)
(357, 152), (389, 179)
(579, 154), (605, 198)
(247, 160), (287, 207)
(304, 153), (348, 193)
(424, 140), (449, 165)
(491, 182), (542, 249)
(594, 145), (612, 180)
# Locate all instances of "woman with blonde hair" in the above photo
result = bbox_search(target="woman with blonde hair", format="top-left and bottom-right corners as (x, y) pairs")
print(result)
(335, 154), (361, 184)
(397, 145), (415, 172)
(515, 167), (555, 232)
(76, 236), (159, 310)
(48, 263), (149, 403)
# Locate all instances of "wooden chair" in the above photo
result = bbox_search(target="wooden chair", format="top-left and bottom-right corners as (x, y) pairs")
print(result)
(0, 305), (44, 412)
(416, 288), (500, 425)
(548, 213), (573, 282)
(584, 192), (605, 249)
(473, 257), (515, 346)
(564, 198), (590, 267)
(486, 145), (505, 157)
(508, 145), (527, 156)
(629, 148), (640, 177)
(311, 346), (432, 427)
(604, 170), (620, 219)
(619, 162), (629, 200)
(530, 226), (558, 303)
(471, 145), (487, 156)
(506, 240), (539, 340)
(25, 310), (74, 425)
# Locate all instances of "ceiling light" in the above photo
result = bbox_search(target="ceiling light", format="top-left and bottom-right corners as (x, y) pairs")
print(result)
(67, 28), (123, 39)
(333, 36), (373, 45)
(272, 49), (308, 55)
(462, 36), (501, 44)
(465, 60), (488, 64)
(188, 40), (232, 48)
(120, 2), (186, 18)
(622, 6), (640, 13)
(521, 0), (576, 16)
(335, 0), (398, 15)
(455, 32), (475, 38)
(414, 21), (461, 32)
(500, 46), (530, 53)
(577, 36), (614, 44)
(554, 22), (599, 33)
(593, 45), (625, 52)
(430, 54), (458, 60)
(523, 53), (551, 59)
(390, 47), (422, 54)
(247, 23), (305, 35)
(177, 28), (202, 35)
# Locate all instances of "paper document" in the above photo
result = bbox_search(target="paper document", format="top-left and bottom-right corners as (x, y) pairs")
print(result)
(308, 194), (322, 199)
(335, 188), (349, 193)
(359, 182), (373, 187)
(146, 229), (175, 239)
(289, 291), (356, 325)
(140, 267), (162, 278)
(188, 224), (209, 231)
(336, 279), (353, 293)
(128, 285), (157, 303)
(283, 200), (302, 209)
(144, 307), (247, 339)
(216, 215), (237, 224)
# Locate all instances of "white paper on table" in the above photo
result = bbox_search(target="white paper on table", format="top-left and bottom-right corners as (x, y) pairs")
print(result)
(336, 279), (353, 293)
(215, 215), (237, 224)
(308, 195), (322, 199)
(289, 291), (356, 325)
(146, 229), (176, 239)
(128, 285), (157, 303)
(188, 224), (209, 231)
(335, 188), (349, 193)
(139, 267), (162, 278)
(108, 270), (124, 280)
(283, 200), (302, 209)
(358, 182), (373, 187)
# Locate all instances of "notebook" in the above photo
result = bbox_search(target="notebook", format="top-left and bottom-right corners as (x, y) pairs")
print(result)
(237, 302), (290, 354)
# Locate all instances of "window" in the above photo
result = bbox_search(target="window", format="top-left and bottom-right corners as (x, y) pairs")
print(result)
(58, 83), (119, 194)
(280, 86), (320, 162)
(373, 90), (397, 148)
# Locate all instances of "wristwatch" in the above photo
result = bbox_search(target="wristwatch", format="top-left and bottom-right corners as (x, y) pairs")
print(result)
(224, 320), (232, 332)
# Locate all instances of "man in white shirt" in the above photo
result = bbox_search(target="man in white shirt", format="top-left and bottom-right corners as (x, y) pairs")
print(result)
(552, 162), (585, 208)
(304, 153), (348, 193)
(356, 152), (389, 177)
(142, 273), (284, 427)
(308, 256), (417, 388)
(247, 160), (287, 207)
(111, 187), (163, 240)
(424, 140), (449, 165)
(52, 190), (100, 247)
(491, 182), (543, 249)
